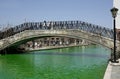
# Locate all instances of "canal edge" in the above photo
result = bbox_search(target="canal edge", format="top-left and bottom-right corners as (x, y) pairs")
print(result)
(103, 62), (112, 79)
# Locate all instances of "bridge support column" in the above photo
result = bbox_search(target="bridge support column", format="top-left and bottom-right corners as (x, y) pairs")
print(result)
(75, 39), (77, 45)
(32, 40), (35, 49)
(81, 39), (85, 45)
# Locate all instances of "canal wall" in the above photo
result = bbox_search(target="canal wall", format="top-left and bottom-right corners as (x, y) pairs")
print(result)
(18, 36), (93, 52)
(104, 59), (120, 79)
(103, 62), (112, 79)
(24, 44), (92, 52)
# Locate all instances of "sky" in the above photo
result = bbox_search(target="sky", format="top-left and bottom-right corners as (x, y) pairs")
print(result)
(0, 0), (113, 28)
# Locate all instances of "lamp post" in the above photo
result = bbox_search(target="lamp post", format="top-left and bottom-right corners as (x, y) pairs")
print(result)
(110, 7), (119, 63)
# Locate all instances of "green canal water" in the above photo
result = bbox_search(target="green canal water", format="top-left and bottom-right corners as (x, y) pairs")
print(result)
(0, 45), (110, 79)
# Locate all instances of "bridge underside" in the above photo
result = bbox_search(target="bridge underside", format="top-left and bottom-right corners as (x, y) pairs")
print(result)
(5, 36), (92, 53)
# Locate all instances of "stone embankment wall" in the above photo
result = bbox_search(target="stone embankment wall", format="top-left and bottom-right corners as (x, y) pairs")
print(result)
(19, 36), (92, 51)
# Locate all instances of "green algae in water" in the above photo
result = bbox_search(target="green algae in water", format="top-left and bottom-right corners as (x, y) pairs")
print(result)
(0, 45), (110, 79)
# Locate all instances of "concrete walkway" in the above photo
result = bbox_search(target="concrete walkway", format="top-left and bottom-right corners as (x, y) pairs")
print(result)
(104, 59), (120, 79)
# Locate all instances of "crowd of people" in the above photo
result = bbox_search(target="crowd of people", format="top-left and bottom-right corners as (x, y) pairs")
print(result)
(0, 21), (114, 40)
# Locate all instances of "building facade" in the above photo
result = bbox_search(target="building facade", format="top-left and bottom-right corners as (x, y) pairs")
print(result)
(113, 0), (120, 40)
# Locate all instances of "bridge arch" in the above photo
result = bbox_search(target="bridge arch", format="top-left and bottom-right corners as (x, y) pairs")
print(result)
(0, 29), (119, 53)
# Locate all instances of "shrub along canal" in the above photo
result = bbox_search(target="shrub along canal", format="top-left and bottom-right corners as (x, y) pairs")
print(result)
(0, 45), (110, 79)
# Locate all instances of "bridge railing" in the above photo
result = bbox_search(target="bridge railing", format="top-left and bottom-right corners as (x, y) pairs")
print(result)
(0, 21), (114, 40)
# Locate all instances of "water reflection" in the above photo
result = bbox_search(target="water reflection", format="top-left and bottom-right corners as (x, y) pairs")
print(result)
(0, 45), (110, 79)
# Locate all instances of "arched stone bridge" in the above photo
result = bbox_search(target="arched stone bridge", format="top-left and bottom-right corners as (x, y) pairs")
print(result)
(0, 29), (120, 52)
(0, 21), (120, 53)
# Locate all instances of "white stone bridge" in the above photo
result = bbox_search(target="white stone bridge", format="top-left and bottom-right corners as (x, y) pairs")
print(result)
(0, 21), (120, 55)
